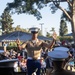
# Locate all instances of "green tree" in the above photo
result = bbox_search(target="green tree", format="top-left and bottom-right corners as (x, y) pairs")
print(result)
(15, 25), (21, 31)
(15, 25), (27, 32)
(50, 27), (55, 34)
(1, 9), (14, 34)
(38, 30), (43, 36)
(50, 27), (55, 32)
(59, 20), (68, 36)
(5, 0), (75, 43)
(46, 32), (51, 38)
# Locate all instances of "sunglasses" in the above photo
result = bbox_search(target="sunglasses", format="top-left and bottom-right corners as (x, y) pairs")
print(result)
(31, 31), (38, 34)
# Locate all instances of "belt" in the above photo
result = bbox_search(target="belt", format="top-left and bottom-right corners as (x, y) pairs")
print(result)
(27, 57), (40, 60)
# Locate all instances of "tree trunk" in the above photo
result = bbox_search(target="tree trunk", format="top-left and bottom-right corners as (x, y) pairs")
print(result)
(71, 0), (75, 44)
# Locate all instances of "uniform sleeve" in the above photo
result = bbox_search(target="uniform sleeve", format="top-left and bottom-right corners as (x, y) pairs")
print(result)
(17, 41), (28, 50)
(21, 41), (28, 49)
(42, 39), (55, 49)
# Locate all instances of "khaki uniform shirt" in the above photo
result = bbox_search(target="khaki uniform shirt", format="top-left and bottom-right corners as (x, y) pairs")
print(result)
(20, 39), (54, 59)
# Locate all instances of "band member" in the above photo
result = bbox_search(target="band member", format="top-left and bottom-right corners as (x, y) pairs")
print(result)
(16, 27), (57, 75)
(48, 48), (75, 75)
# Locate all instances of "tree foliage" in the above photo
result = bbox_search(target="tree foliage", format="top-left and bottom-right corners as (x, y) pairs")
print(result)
(6, 0), (46, 20)
(46, 32), (51, 38)
(5, 0), (75, 43)
(59, 19), (68, 36)
(50, 27), (55, 32)
(5, 0), (66, 20)
(1, 9), (14, 34)
(61, 3), (71, 21)
(14, 25), (27, 32)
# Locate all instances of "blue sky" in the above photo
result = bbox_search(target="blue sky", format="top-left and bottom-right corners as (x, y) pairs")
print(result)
(0, 0), (71, 36)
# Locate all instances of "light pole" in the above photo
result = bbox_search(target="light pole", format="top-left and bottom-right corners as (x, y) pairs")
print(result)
(39, 23), (44, 35)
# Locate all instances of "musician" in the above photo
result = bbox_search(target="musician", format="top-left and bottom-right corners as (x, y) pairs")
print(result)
(16, 27), (57, 75)
(48, 48), (75, 75)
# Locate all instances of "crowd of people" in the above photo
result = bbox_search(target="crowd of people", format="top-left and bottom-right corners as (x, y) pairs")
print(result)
(2, 39), (75, 75)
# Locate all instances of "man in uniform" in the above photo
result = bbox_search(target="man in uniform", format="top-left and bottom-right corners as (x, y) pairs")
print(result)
(48, 47), (75, 75)
(16, 27), (57, 75)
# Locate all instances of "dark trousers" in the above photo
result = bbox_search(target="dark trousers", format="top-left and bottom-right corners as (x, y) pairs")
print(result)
(27, 59), (41, 75)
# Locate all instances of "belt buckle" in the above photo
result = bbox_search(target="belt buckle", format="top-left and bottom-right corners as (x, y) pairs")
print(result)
(33, 57), (38, 60)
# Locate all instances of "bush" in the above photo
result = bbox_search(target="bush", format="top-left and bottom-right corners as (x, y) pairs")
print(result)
(58, 36), (73, 42)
